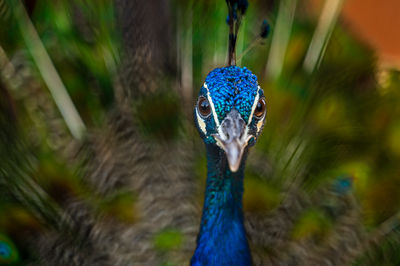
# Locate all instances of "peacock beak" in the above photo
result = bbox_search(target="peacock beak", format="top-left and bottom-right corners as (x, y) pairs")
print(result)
(212, 109), (252, 172)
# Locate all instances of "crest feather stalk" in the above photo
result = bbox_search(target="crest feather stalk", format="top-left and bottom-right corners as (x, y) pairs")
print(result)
(226, 0), (248, 66)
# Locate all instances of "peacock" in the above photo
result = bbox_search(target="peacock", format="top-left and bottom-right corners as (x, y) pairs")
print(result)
(1, 0), (400, 265)
(191, 65), (266, 265)
(190, 3), (267, 261)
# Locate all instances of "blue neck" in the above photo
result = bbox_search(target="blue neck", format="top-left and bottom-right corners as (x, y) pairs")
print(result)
(191, 144), (251, 266)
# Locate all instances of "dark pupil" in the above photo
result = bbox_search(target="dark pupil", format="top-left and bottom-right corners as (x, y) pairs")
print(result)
(199, 99), (210, 114)
(256, 102), (263, 112)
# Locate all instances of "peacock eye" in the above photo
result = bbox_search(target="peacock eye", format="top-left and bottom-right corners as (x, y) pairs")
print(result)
(254, 97), (266, 118)
(198, 96), (211, 117)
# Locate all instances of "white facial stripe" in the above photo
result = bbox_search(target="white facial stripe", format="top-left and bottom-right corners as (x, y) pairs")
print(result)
(257, 119), (264, 134)
(204, 82), (225, 140)
(247, 86), (261, 125)
(240, 86), (259, 144)
(204, 83), (220, 127)
(195, 108), (207, 135)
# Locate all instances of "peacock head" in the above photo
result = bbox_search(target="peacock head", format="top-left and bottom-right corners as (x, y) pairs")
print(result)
(194, 66), (266, 172)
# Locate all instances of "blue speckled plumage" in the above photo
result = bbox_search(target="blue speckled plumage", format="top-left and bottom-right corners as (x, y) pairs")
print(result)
(205, 66), (259, 123)
(192, 66), (266, 265)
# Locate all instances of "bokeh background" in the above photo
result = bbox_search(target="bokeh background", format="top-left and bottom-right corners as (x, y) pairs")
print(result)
(1, 0), (400, 265)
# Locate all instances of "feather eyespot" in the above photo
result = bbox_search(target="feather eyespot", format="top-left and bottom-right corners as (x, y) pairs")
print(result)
(198, 96), (211, 117)
(254, 97), (266, 118)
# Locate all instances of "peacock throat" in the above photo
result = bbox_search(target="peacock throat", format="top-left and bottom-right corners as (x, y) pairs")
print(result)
(192, 144), (251, 265)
